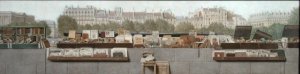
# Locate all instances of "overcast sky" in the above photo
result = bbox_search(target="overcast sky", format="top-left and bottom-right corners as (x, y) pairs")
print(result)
(0, 1), (299, 22)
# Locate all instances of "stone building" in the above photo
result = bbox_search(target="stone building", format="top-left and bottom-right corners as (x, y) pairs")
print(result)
(63, 6), (97, 25)
(0, 11), (35, 26)
(229, 14), (247, 29)
(189, 7), (246, 29)
(248, 11), (291, 28)
(63, 6), (175, 26)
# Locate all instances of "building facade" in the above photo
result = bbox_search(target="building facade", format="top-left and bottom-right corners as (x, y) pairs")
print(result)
(248, 11), (291, 28)
(63, 6), (175, 26)
(63, 6), (96, 25)
(0, 11), (35, 26)
(229, 14), (247, 29)
(189, 7), (246, 29)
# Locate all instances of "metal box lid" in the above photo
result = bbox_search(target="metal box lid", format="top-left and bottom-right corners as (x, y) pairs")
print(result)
(282, 25), (299, 38)
(234, 26), (252, 40)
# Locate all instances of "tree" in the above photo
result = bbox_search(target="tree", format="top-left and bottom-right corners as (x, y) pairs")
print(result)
(175, 22), (195, 33)
(268, 23), (284, 39)
(84, 24), (92, 30)
(142, 19), (174, 33)
(76, 24), (84, 32)
(92, 24), (101, 30)
(155, 19), (174, 33)
(123, 20), (136, 32)
(36, 21), (52, 36)
(134, 22), (145, 33)
(197, 23), (234, 35)
(106, 21), (120, 31)
(143, 19), (157, 32)
(207, 23), (226, 33)
(197, 28), (208, 34)
(288, 7), (299, 25)
(57, 15), (78, 36)
(99, 23), (107, 31)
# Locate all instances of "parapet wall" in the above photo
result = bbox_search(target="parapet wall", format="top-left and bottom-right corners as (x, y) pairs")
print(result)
(0, 48), (298, 74)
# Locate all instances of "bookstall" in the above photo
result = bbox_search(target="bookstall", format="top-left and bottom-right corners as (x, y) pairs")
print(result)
(0, 26), (47, 49)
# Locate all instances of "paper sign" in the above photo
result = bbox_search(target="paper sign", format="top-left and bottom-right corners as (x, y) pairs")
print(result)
(90, 30), (99, 39)
(68, 30), (76, 39)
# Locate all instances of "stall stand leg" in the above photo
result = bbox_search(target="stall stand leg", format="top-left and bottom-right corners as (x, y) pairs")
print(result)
(142, 63), (157, 74)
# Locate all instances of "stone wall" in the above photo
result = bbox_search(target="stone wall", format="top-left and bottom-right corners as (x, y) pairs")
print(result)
(0, 48), (298, 74)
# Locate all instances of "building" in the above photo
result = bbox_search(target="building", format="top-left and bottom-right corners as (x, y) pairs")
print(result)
(63, 6), (97, 25)
(228, 14), (247, 29)
(63, 6), (175, 26)
(248, 11), (291, 28)
(0, 11), (35, 26)
(189, 7), (245, 29)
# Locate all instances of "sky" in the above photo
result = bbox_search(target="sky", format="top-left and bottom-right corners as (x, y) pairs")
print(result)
(0, 1), (299, 22)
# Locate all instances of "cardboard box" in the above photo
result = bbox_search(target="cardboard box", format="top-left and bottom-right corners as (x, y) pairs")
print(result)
(133, 34), (143, 45)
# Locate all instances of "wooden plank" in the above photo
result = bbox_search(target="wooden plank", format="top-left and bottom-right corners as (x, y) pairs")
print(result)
(56, 43), (78, 48)
(240, 43), (259, 49)
(213, 57), (286, 62)
(48, 57), (129, 62)
(288, 43), (299, 48)
(221, 43), (278, 49)
(94, 43), (133, 48)
(221, 43), (240, 49)
(258, 43), (278, 49)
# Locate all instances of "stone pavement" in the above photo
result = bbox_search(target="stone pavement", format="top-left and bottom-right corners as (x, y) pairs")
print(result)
(0, 48), (298, 74)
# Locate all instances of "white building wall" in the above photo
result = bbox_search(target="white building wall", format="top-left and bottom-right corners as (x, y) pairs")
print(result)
(248, 11), (290, 28)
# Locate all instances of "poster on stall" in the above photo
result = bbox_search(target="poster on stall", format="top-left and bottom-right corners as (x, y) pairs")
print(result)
(105, 31), (114, 37)
(134, 34), (143, 45)
(90, 30), (98, 39)
(82, 30), (91, 39)
(68, 30), (76, 39)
